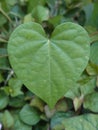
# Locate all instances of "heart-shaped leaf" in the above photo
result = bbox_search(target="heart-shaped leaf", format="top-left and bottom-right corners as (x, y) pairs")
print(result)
(8, 22), (90, 108)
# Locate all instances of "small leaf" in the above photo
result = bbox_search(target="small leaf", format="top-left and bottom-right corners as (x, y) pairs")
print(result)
(8, 78), (23, 97)
(0, 91), (9, 110)
(31, 5), (49, 23)
(86, 62), (98, 75)
(51, 111), (74, 129)
(78, 75), (96, 96)
(30, 96), (45, 112)
(55, 99), (68, 112)
(9, 95), (26, 108)
(2, 110), (14, 128)
(13, 112), (32, 130)
(73, 95), (84, 111)
(8, 22), (90, 108)
(19, 104), (40, 125)
(28, 0), (46, 12)
(83, 92), (98, 112)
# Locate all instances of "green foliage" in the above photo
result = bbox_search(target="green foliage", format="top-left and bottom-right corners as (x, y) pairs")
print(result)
(8, 22), (90, 108)
(19, 104), (40, 125)
(0, 0), (98, 129)
(62, 114), (98, 130)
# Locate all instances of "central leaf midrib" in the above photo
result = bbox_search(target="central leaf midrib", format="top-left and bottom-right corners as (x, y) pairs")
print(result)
(47, 39), (51, 95)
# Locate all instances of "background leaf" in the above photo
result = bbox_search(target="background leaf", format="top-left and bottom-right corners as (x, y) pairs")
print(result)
(19, 104), (40, 125)
(83, 92), (98, 112)
(62, 114), (98, 130)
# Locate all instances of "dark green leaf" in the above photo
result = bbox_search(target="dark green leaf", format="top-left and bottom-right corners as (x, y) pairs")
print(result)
(0, 91), (9, 110)
(51, 111), (74, 129)
(19, 104), (40, 125)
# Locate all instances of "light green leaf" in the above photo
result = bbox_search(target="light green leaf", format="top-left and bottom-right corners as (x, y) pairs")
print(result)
(83, 92), (98, 112)
(32, 5), (49, 23)
(8, 22), (90, 108)
(8, 78), (23, 97)
(19, 104), (40, 125)
(28, 0), (46, 12)
(2, 110), (14, 128)
(62, 114), (98, 130)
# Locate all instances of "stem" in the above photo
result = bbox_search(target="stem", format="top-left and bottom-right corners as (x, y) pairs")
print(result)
(0, 37), (7, 43)
(0, 7), (13, 23)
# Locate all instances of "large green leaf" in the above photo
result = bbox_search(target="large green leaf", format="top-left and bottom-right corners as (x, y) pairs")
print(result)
(62, 114), (98, 130)
(8, 22), (90, 108)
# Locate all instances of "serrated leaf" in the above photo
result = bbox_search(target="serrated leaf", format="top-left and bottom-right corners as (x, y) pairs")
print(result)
(62, 114), (98, 130)
(83, 92), (98, 112)
(8, 22), (90, 108)
(19, 104), (40, 125)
